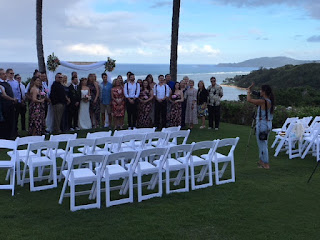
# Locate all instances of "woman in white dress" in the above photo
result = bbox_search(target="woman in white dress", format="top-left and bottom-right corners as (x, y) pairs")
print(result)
(78, 78), (92, 129)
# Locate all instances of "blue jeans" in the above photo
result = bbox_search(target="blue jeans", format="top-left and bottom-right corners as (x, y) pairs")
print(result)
(256, 120), (272, 164)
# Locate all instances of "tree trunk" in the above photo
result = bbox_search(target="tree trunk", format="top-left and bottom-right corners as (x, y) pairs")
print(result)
(170, 0), (181, 82)
(36, 0), (46, 73)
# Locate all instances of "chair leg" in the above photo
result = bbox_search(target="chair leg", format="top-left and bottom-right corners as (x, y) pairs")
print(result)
(137, 172), (142, 202)
(59, 178), (69, 204)
(70, 182), (76, 211)
(29, 165), (35, 192)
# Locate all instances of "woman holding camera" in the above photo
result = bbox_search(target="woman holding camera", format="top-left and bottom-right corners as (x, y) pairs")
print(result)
(247, 84), (275, 169)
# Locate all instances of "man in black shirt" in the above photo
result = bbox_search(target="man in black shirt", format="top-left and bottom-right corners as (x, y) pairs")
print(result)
(50, 73), (69, 134)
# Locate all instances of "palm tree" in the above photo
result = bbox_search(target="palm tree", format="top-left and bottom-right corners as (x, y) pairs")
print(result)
(36, 0), (46, 72)
(170, 0), (181, 82)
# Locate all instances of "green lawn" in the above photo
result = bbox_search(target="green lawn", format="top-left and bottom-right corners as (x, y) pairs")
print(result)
(1, 123), (320, 240)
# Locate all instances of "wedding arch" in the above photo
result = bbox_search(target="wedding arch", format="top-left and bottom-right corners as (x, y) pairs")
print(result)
(46, 54), (116, 131)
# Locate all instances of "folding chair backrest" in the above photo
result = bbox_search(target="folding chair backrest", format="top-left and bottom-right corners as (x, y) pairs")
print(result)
(133, 147), (168, 170)
(104, 151), (138, 169)
(161, 126), (181, 133)
(300, 116), (313, 128)
(71, 154), (105, 168)
(121, 134), (146, 149)
(145, 132), (168, 147)
(135, 127), (156, 134)
(87, 131), (112, 139)
(216, 137), (239, 157)
(94, 136), (122, 153)
(167, 130), (190, 145)
(27, 141), (59, 157)
(66, 138), (96, 155)
(309, 116), (320, 130)
(165, 144), (194, 162)
(283, 121), (298, 139)
(113, 129), (136, 137)
(0, 140), (17, 160)
(16, 135), (45, 147)
(49, 133), (77, 142)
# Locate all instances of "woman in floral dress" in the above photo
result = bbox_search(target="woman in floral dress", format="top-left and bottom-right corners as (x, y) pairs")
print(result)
(137, 80), (153, 128)
(28, 77), (47, 135)
(111, 78), (125, 129)
(169, 82), (184, 127)
(87, 73), (100, 128)
(184, 80), (198, 129)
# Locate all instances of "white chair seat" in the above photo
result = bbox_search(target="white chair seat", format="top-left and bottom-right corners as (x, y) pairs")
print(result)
(104, 165), (128, 177)
(28, 156), (53, 167)
(154, 158), (183, 169)
(179, 155), (208, 166)
(78, 146), (102, 153)
(94, 149), (112, 156)
(0, 161), (15, 168)
(8, 150), (36, 158)
(41, 149), (66, 157)
(62, 168), (96, 180)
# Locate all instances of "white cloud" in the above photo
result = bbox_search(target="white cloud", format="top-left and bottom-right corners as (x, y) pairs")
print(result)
(65, 43), (113, 56)
(178, 44), (220, 56)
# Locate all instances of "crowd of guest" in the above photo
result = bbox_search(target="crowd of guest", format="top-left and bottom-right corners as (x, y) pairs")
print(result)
(0, 67), (223, 139)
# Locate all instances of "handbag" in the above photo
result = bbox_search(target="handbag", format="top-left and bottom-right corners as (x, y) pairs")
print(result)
(258, 100), (269, 141)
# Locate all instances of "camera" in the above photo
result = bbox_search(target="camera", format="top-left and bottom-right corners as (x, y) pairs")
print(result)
(251, 90), (261, 98)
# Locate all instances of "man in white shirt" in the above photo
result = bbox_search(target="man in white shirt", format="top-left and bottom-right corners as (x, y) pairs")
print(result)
(124, 73), (140, 129)
(6, 68), (19, 137)
(14, 74), (27, 131)
(153, 74), (170, 129)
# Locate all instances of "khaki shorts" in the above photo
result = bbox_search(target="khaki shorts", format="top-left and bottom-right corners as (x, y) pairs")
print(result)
(100, 103), (111, 114)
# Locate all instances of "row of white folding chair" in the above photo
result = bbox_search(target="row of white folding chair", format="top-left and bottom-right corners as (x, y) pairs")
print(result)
(272, 117), (299, 134)
(300, 123), (320, 161)
(58, 136), (240, 211)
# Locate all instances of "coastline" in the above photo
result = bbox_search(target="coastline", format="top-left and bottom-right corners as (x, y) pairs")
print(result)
(221, 84), (246, 90)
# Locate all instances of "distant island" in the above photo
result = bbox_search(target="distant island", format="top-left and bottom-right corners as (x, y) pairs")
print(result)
(217, 56), (320, 68)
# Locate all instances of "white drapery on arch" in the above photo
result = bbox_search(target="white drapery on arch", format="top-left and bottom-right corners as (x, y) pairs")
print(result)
(46, 60), (112, 132)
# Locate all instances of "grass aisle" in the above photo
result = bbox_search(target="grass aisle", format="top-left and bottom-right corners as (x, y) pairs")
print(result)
(1, 122), (320, 240)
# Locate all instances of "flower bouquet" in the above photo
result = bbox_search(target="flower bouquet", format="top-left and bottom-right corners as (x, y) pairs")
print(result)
(40, 91), (47, 99)
(47, 53), (60, 72)
(84, 94), (92, 102)
(105, 57), (116, 72)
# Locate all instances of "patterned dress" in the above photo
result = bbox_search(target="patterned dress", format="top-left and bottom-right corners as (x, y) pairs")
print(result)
(111, 87), (125, 117)
(185, 88), (198, 124)
(137, 89), (153, 128)
(88, 82), (100, 126)
(169, 92), (182, 127)
(28, 91), (46, 136)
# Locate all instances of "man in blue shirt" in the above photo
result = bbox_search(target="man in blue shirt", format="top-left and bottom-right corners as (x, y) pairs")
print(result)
(100, 73), (113, 128)
(165, 74), (175, 92)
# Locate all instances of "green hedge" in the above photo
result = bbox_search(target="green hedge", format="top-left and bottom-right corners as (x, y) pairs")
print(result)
(220, 101), (320, 128)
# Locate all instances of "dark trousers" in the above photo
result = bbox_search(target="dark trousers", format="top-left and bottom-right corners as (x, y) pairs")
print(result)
(154, 100), (167, 129)
(126, 99), (138, 128)
(68, 104), (79, 129)
(208, 105), (221, 128)
(53, 104), (65, 134)
(181, 100), (186, 127)
(15, 102), (26, 131)
(0, 107), (15, 140)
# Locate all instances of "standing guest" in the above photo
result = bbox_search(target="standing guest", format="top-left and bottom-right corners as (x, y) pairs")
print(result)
(137, 79), (143, 88)
(87, 73), (100, 128)
(124, 73), (140, 129)
(153, 74), (170, 129)
(50, 73), (69, 134)
(78, 78), (92, 130)
(14, 74), (26, 131)
(111, 78), (125, 129)
(125, 71), (132, 85)
(207, 76), (223, 130)
(197, 80), (209, 129)
(169, 82), (184, 127)
(247, 84), (274, 169)
(68, 76), (81, 131)
(180, 80), (187, 128)
(6, 68), (19, 137)
(146, 74), (156, 89)
(28, 77), (47, 136)
(185, 80), (198, 129)
(137, 80), (153, 128)
(100, 73), (113, 128)
(71, 71), (78, 79)
(165, 74), (175, 92)
(40, 72), (49, 116)
(0, 68), (16, 139)
(33, 69), (40, 78)
(61, 75), (70, 132)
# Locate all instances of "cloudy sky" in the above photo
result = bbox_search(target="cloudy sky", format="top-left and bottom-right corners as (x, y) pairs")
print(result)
(1, 0), (320, 64)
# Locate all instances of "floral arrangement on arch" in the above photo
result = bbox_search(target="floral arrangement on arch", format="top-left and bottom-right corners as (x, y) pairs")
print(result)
(47, 53), (60, 72)
(105, 57), (116, 72)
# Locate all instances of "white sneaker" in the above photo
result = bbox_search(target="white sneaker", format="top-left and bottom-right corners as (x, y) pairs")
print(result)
(215, 128), (219, 130)
(69, 128), (74, 131)
(75, 127), (80, 131)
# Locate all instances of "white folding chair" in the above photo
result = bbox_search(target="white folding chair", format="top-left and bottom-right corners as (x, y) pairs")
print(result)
(0, 140), (17, 196)
(113, 129), (136, 137)
(272, 117), (298, 135)
(7, 135), (45, 184)
(179, 140), (218, 190)
(103, 151), (138, 207)
(300, 123), (320, 161)
(59, 154), (105, 211)
(165, 130), (190, 147)
(120, 134), (146, 151)
(21, 141), (59, 191)
(92, 136), (122, 155)
(134, 147), (168, 202)
(154, 144), (193, 194)
(145, 132), (168, 148)
(210, 137), (239, 185)
(135, 127), (156, 134)
(78, 131), (112, 153)
(43, 133), (77, 158)
(59, 139), (96, 182)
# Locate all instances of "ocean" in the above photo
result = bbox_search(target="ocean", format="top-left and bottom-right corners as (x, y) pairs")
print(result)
(0, 62), (257, 101)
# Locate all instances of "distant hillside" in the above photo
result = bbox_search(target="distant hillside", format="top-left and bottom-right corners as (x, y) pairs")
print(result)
(217, 56), (319, 68)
